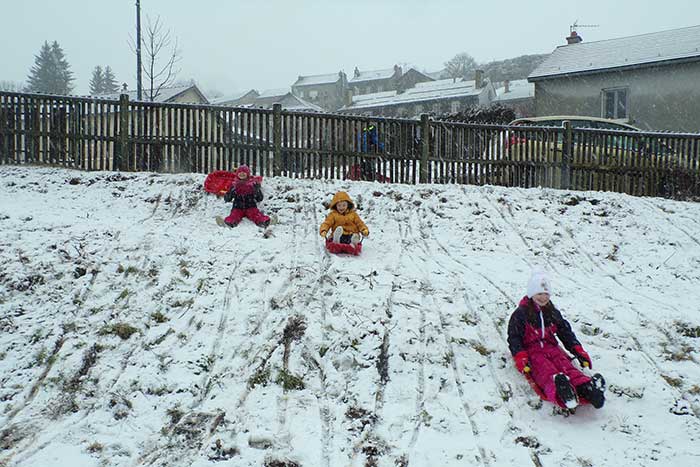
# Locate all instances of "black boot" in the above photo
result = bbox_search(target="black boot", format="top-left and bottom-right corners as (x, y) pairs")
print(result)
(577, 374), (606, 409)
(554, 373), (578, 409)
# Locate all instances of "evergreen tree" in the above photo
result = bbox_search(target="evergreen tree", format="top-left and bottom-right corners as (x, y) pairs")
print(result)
(102, 66), (119, 93)
(26, 41), (55, 93)
(50, 41), (74, 94)
(89, 66), (105, 95)
(25, 41), (74, 95)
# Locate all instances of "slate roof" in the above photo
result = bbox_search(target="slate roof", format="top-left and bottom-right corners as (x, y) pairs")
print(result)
(529, 25), (700, 80)
(349, 68), (396, 83)
(98, 84), (208, 103)
(210, 90), (257, 105)
(343, 78), (486, 110)
(493, 79), (535, 102)
(293, 73), (343, 87)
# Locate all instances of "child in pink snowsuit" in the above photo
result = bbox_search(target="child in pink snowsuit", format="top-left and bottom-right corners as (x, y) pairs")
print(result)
(222, 165), (270, 228)
(507, 270), (605, 409)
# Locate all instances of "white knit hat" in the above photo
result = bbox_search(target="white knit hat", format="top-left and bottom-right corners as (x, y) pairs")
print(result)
(527, 269), (552, 298)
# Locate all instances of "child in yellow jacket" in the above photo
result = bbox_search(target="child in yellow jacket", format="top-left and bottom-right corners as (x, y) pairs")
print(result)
(319, 191), (369, 246)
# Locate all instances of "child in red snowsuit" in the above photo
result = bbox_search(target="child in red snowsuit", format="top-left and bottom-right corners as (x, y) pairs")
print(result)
(507, 270), (605, 409)
(221, 165), (270, 228)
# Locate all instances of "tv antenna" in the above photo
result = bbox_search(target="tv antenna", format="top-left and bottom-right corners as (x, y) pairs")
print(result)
(570, 20), (599, 34)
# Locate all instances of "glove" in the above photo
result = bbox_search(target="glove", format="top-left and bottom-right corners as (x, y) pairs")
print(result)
(573, 345), (592, 369)
(224, 190), (234, 203)
(361, 229), (369, 237)
(320, 230), (328, 239)
(513, 351), (529, 373)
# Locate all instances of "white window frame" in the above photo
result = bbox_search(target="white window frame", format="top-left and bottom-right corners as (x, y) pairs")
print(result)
(601, 87), (629, 120)
(309, 90), (318, 99)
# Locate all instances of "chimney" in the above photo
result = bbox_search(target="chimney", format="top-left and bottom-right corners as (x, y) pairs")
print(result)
(474, 69), (484, 89)
(504, 80), (510, 93)
(394, 64), (403, 77)
(566, 30), (583, 44)
(354, 66), (360, 78)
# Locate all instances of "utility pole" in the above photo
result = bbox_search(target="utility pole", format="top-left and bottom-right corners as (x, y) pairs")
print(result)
(136, 0), (142, 100)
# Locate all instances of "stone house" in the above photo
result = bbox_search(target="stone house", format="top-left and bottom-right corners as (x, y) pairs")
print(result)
(340, 71), (495, 118)
(528, 25), (700, 132)
(291, 72), (348, 111)
(493, 79), (535, 118)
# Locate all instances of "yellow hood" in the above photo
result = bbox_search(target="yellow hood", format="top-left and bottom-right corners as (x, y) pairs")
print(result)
(329, 191), (355, 211)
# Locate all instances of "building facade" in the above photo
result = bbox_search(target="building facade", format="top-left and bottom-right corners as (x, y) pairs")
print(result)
(529, 26), (700, 132)
(341, 72), (495, 118)
(493, 79), (535, 118)
(291, 72), (348, 111)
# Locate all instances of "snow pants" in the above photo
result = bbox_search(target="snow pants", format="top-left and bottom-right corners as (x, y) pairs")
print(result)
(225, 207), (270, 226)
(528, 345), (590, 405)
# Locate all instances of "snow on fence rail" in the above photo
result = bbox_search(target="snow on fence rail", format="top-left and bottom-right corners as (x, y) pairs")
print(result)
(1, 90), (699, 198)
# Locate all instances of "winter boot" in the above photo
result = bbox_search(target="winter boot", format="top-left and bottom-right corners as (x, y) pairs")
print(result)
(216, 216), (238, 228)
(554, 373), (578, 409)
(576, 380), (605, 409)
(591, 373), (606, 391)
(351, 233), (361, 246)
(258, 219), (270, 228)
(332, 226), (343, 243)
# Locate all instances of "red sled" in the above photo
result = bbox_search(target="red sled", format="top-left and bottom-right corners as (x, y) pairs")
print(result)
(204, 170), (263, 197)
(345, 164), (391, 183)
(325, 238), (362, 256)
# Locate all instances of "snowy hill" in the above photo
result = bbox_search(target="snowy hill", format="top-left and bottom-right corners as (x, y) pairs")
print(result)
(1, 166), (699, 467)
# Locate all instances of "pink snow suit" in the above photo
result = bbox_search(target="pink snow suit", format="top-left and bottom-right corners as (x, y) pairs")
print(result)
(507, 296), (590, 406)
(222, 165), (270, 226)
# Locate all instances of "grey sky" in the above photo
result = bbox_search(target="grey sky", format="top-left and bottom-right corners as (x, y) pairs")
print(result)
(1, 0), (697, 96)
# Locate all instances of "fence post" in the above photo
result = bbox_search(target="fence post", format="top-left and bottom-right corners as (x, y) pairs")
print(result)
(0, 96), (6, 165)
(118, 93), (129, 171)
(273, 103), (282, 177)
(420, 113), (430, 184)
(561, 120), (572, 190)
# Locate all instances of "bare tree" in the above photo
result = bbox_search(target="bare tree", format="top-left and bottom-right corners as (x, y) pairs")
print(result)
(444, 53), (477, 82)
(130, 16), (181, 101)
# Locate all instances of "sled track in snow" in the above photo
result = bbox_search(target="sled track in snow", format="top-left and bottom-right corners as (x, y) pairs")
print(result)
(345, 208), (412, 465)
(417, 214), (549, 464)
(426, 291), (491, 466)
(3, 227), (169, 467)
(397, 211), (492, 466)
(638, 198), (700, 248)
(191, 250), (252, 409)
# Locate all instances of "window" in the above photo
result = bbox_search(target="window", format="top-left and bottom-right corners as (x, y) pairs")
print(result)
(309, 90), (318, 99)
(450, 101), (460, 113)
(602, 88), (628, 119)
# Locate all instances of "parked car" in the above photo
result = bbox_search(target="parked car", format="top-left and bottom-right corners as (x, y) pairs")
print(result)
(504, 116), (676, 160)
(482, 115), (678, 189)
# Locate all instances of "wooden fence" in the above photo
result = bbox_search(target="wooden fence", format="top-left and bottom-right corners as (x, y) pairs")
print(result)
(1, 90), (699, 198)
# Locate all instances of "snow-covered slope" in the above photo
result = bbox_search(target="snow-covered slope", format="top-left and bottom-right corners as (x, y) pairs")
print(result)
(1, 166), (699, 467)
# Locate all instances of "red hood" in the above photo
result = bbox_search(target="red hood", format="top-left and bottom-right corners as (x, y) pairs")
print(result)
(519, 295), (530, 307)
